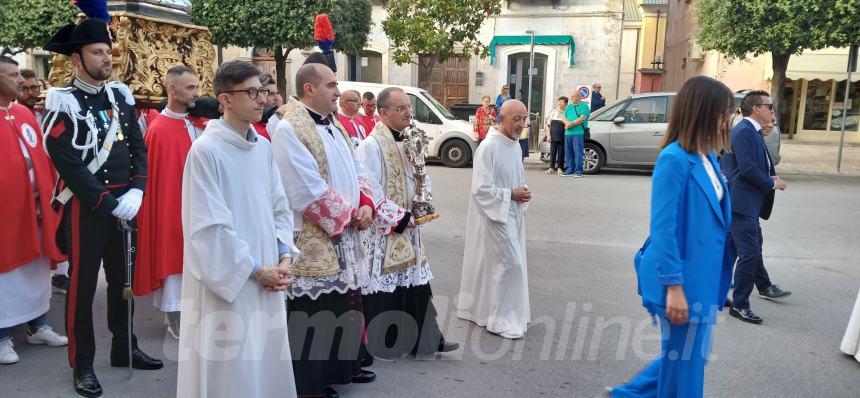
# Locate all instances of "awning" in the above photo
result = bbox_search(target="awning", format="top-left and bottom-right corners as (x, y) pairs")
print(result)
(785, 49), (860, 82)
(488, 35), (576, 67)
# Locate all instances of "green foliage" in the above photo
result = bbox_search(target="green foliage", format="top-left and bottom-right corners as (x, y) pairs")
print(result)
(832, 0), (860, 46)
(382, 0), (502, 66)
(694, 0), (843, 59)
(0, 0), (79, 55)
(191, 0), (318, 50)
(327, 0), (373, 55)
(191, 0), (371, 54)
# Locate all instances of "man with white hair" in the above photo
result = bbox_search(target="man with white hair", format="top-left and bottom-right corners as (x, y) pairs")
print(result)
(457, 100), (532, 340)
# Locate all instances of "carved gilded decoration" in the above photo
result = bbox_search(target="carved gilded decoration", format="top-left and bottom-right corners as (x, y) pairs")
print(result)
(47, 12), (215, 107)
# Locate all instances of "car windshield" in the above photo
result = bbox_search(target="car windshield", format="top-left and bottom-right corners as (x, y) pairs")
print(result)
(589, 98), (626, 120)
(420, 91), (456, 120)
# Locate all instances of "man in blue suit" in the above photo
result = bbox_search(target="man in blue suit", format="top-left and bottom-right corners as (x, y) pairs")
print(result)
(721, 90), (791, 324)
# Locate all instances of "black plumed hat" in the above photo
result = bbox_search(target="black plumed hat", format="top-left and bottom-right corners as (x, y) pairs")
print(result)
(44, 18), (112, 56)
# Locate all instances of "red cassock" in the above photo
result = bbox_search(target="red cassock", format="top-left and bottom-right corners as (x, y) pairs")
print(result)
(0, 103), (65, 272)
(253, 120), (271, 141)
(357, 113), (379, 136)
(338, 113), (368, 140)
(134, 114), (205, 295)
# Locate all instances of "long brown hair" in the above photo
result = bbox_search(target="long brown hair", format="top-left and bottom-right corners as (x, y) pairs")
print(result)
(662, 76), (733, 153)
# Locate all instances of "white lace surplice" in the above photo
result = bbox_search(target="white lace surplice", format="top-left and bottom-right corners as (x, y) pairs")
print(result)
(271, 115), (377, 299)
(355, 134), (433, 294)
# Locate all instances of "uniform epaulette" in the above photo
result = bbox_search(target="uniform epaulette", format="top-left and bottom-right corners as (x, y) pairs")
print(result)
(43, 86), (81, 117)
(105, 81), (135, 106)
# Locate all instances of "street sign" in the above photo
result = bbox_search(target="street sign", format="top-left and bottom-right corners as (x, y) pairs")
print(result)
(576, 84), (592, 104)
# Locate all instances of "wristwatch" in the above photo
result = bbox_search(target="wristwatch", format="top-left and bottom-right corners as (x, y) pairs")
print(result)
(279, 252), (292, 262)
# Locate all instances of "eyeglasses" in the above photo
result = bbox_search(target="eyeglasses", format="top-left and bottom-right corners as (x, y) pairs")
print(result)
(22, 85), (41, 93)
(390, 105), (411, 113)
(223, 87), (270, 100)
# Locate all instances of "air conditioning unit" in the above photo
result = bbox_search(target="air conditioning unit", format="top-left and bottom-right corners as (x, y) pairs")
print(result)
(688, 40), (704, 61)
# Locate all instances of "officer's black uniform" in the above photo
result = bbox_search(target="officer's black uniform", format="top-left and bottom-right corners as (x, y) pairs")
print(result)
(43, 18), (162, 398)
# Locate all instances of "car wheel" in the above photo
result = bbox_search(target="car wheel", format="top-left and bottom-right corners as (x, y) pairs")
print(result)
(583, 142), (605, 175)
(440, 139), (471, 168)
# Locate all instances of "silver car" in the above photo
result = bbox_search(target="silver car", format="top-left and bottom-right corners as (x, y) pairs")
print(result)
(539, 92), (781, 174)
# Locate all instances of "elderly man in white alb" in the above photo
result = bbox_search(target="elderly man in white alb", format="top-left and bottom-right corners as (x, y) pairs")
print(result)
(457, 99), (532, 340)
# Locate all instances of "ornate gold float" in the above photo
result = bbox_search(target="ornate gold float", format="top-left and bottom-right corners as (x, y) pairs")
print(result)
(48, 6), (215, 108)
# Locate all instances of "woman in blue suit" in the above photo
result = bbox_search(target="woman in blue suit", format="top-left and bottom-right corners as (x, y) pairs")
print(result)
(612, 76), (736, 398)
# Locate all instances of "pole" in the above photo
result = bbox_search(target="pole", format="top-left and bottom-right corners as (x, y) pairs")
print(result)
(837, 44), (858, 173)
(527, 29), (536, 150)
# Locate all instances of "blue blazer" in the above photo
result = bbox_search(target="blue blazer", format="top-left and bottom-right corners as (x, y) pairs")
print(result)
(635, 141), (735, 323)
(721, 118), (775, 218)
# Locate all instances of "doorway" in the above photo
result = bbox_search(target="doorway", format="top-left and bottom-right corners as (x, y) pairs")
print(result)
(507, 52), (547, 149)
(348, 51), (383, 83)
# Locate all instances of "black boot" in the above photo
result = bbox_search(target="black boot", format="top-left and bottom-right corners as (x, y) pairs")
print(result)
(73, 367), (102, 397)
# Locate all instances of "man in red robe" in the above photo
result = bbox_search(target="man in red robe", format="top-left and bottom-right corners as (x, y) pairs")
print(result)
(338, 89), (367, 144)
(357, 91), (380, 134)
(0, 56), (69, 365)
(134, 65), (203, 339)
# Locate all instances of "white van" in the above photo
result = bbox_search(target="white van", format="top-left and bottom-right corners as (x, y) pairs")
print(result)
(337, 81), (477, 168)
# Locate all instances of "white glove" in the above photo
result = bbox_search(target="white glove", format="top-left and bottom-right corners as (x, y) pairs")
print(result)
(112, 188), (143, 220)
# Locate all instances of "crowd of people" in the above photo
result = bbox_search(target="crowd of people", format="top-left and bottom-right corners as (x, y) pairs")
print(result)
(2, 14), (859, 398)
(0, 16), (533, 398)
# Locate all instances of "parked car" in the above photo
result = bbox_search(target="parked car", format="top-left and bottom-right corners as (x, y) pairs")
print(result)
(338, 81), (477, 167)
(539, 92), (781, 174)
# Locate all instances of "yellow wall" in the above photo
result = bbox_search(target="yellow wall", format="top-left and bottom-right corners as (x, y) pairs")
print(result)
(638, 12), (666, 70)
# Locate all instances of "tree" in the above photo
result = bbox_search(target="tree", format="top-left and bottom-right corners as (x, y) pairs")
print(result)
(0, 0), (78, 55)
(382, 0), (501, 77)
(327, 0), (373, 56)
(694, 0), (850, 125)
(191, 0), (372, 97)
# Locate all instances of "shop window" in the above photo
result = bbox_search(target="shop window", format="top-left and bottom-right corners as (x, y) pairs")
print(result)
(830, 80), (860, 132)
(803, 80), (833, 131)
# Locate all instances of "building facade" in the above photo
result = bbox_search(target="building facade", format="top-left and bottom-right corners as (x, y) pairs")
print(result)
(663, 0), (859, 144)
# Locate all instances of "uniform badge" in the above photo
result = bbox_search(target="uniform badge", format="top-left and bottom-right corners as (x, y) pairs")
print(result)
(117, 130), (125, 141)
(21, 123), (38, 148)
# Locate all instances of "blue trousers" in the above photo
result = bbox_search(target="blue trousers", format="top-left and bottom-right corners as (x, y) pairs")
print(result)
(613, 319), (714, 398)
(730, 214), (772, 309)
(564, 134), (584, 175)
(0, 312), (47, 341)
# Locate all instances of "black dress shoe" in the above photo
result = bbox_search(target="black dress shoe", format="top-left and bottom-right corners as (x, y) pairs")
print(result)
(110, 348), (164, 370)
(759, 285), (792, 300)
(323, 386), (339, 398)
(729, 306), (763, 324)
(352, 369), (376, 383)
(73, 367), (102, 398)
(437, 340), (459, 353)
(52, 274), (69, 293)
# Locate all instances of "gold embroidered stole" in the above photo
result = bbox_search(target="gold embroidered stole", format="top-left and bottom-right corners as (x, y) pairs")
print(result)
(281, 97), (352, 277)
(371, 124), (417, 274)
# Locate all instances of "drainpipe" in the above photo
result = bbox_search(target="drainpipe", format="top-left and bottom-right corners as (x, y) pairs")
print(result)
(615, 0), (625, 100)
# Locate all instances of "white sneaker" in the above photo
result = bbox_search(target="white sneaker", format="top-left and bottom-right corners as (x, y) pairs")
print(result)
(166, 311), (180, 340)
(0, 338), (19, 364)
(27, 325), (68, 347)
(497, 331), (524, 340)
(545, 168), (555, 174)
